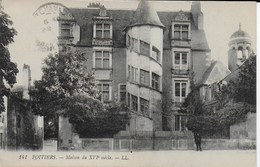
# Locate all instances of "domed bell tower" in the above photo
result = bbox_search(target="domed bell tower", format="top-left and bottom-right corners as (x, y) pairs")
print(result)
(228, 23), (252, 72)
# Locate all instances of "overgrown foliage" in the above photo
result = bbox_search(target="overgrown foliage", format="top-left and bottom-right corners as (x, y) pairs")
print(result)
(8, 92), (36, 149)
(217, 55), (256, 107)
(30, 49), (128, 138)
(184, 54), (256, 136)
(68, 102), (129, 138)
(0, 8), (19, 113)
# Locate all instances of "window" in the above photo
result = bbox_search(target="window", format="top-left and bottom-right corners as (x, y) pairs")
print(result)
(173, 52), (188, 70)
(128, 65), (131, 80)
(131, 95), (138, 111)
(174, 81), (187, 102)
(95, 51), (111, 68)
(95, 23), (111, 39)
(152, 73), (160, 90)
(119, 84), (126, 102)
(175, 115), (187, 131)
(152, 46), (160, 62)
(132, 38), (139, 52)
(237, 46), (243, 59)
(131, 66), (138, 83)
(98, 83), (111, 102)
(173, 24), (189, 40)
(128, 65), (138, 82)
(140, 98), (149, 116)
(140, 40), (150, 56)
(60, 23), (71, 37)
(140, 69), (150, 86)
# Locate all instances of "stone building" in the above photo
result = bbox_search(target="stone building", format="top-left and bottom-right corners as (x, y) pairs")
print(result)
(56, 0), (222, 150)
(196, 24), (256, 148)
(228, 24), (252, 72)
(6, 65), (44, 150)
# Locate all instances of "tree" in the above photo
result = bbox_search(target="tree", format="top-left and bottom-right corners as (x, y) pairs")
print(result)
(0, 8), (19, 113)
(184, 54), (256, 137)
(30, 49), (128, 138)
(217, 55), (256, 106)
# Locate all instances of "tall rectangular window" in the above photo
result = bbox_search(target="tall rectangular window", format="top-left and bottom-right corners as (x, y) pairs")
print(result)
(132, 38), (139, 52)
(128, 65), (131, 80)
(140, 98), (149, 116)
(152, 73), (160, 90)
(95, 51), (111, 69)
(98, 83), (111, 102)
(173, 52), (188, 70)
(95, 23), (112, 39)
(60, 23), (71, 37)
(152, 46), (160, 62)
(140, 40), (150, 56)
(174, 81), (187, 102)
(173, 24), (189, 40)
(119, 84), (126, 102)
(175, 115), (187, 131)
(131, 95), (138, 111)
(130, 66), (138, 83)
(140, 69), (149, 86)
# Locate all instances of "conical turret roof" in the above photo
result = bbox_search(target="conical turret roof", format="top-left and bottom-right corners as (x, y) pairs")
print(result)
(128, 0), (164, 28)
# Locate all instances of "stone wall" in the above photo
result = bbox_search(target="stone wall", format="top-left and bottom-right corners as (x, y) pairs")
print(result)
(230, 112), (256, 140)
(59, 129), (255, 151)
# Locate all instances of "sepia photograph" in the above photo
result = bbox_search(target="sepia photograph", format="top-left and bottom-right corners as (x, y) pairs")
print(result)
(0, 0), (257, 166)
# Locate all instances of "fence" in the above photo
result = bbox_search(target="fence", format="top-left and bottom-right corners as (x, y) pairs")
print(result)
(59, 130), (256, 151)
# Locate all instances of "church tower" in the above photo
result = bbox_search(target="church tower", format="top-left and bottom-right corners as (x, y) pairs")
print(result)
(125, 0), (164, 132)
(228, 24), (252, 72)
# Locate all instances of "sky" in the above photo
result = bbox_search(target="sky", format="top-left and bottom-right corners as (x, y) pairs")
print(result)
(1, 0), (257, 85)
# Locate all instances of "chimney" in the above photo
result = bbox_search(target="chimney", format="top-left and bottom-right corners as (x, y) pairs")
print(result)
(22, 64), (31, 100)
(191, 1), (204, 30)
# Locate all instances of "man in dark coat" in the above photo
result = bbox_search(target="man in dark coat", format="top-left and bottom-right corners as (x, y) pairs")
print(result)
(194, 131), (202, 151)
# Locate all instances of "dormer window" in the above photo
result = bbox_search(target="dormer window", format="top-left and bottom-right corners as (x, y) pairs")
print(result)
(94, 22), (112, 39)
(173, 24), (189, 40)
(172, 11), (190, 40)
(60, 23), (71, 37)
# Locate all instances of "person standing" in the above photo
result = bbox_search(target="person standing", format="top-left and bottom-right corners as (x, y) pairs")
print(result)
(194, 131), (202, 151)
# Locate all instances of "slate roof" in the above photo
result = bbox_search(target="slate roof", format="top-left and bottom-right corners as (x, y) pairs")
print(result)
(128, 0), (164, 28)
(199, 61), (231, 85)
(69, 7), (210, 50)
(190, 29), (210, 51)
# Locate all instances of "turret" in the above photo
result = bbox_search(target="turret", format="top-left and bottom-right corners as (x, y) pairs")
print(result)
(228, 24), (252, 71)
(125, 0), (164, 132)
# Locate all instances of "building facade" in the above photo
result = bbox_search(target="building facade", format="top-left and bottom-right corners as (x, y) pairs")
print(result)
(57, 0), (216, 148)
